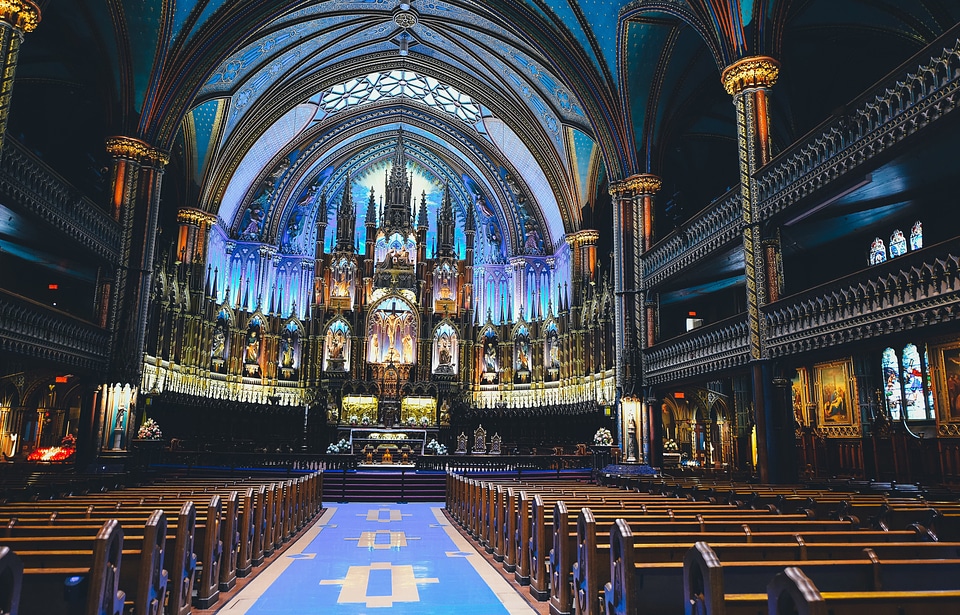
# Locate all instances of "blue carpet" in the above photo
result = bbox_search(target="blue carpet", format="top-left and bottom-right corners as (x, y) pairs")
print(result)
(240, 502), (531, 614)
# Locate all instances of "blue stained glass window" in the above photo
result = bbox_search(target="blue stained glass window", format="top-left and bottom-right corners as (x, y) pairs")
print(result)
(889, 229), (907, 258)
(869, 238), (886, 265)
(910, 221), (923, 250)
(901, 344), (928, 420)
(882, 347), (902, 420)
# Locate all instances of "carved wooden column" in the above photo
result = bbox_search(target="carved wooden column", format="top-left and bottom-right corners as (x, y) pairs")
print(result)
(0, 1), (39, 156)
(104, 136), (170, 390)
(723, 56), (782, 481)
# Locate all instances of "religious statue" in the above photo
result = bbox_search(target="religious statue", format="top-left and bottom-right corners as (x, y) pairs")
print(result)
(516, 339), (530, 371)
(245, 328), (260, 363)
(280, 336), (295, 368)
(369, 331), (380, 362)
(438, 336), (452, 365)
(483, 340), (497, 373)
(327, 329), (345, 360)
(402, 334), (414, 363)
(384, 312), (404, 359)
(627, 414), (639, 462)
(211, 327), (225, 359)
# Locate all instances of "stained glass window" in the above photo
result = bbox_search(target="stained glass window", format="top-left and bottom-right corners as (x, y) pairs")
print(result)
(869, 238), (886, 265)
(910, 221), (923, 250)
(883, 344), (933, 421)
(882, 347), (902, 420)
(319, 70), (484, 125)
(889, 229), (907, 258)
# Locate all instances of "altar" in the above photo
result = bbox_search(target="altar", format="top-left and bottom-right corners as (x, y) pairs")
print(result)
(343, 427), (438, 458)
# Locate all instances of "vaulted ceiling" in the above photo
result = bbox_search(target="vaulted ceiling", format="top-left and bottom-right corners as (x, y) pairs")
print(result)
(9, 0), (960, 256)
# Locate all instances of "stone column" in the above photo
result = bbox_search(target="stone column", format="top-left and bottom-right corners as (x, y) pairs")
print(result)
(0, 1), (39, 155)
(104, 136), (170, 388)
(176, 208), (216, 265)
(723, 56), (781, 480)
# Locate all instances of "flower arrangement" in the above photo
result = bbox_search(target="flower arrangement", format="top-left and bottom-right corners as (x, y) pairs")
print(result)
(60, 433), (77, 447)
(407, 416), (417, 426)
(348, 414), (359, 425)
(663, 438), (679, 452)
(420, 416), (430, 426)
(593, 428), (613, 446)
(360, 415), (371, 426)
(425, 438), (447, 455)
(137, 418), (163, 440)
(326, 438), (351, 454)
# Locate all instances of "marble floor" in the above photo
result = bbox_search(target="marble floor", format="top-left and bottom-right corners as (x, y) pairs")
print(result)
(216, 503), (538, 614)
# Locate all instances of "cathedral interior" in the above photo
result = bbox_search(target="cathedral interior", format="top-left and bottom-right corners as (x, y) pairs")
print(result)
(1, 0), (960, 485)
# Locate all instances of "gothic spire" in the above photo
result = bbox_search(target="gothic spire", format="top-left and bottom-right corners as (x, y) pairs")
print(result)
(336, 172), (357, 251)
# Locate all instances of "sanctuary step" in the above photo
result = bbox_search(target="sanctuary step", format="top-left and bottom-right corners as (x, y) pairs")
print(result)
(324, 469), (448, 502)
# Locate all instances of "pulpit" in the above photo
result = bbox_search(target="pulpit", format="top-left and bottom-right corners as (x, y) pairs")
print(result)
(472, 425), (487, 454)
(455, 432), (468, 454)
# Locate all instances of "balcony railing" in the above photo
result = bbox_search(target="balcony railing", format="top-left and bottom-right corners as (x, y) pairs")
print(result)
(764, 237), (960, 357)
(0, 288), (109, 371)
(0, 138), (120, 263)
(643, 188), (742, 288)
(644, 314), (751, 385)
(755, 24), (960, 222)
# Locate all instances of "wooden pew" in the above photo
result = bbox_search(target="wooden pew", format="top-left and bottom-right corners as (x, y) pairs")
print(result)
(604, 529), (960, 615)
(572, 508), (929, 615)
(0, 546), (21, 615)
(766, 566), (960, 615)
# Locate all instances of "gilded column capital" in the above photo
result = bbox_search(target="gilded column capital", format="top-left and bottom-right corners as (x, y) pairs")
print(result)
(0, 0), (40, 34)
(177, 208), (217, 226)
(609, 173), (661, 197)
(721, 56), (779, 95)
(564, 229), (600, 246)
(105, 136), (170, 167)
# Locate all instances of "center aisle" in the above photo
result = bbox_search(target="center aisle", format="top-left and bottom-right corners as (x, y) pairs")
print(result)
(219, 502), (537, 614)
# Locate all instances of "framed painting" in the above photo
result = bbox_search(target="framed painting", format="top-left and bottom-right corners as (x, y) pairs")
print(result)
(933, 341), (960, 423)
(791, 368), (810, 426)
(815, 360), (856, 427)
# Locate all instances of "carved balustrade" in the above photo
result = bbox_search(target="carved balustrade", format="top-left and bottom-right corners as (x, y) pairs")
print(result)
(764, 238), (960, 358)
(0, 138), (120, 263)
(644, 315), (751, 385)
(755, 26), (960, 221)
(0, 288), (110, 370)
(642, 188), (742, 288)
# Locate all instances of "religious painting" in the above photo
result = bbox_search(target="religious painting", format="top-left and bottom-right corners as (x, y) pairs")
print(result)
(432, 322), (459, 376)
(367, 297), (417, 365)
(481, 329), (499, 384)
(375, 231), (416, 268)
(323, 319), (351, 372)
(815, 360), (856, 427)
(544, 322), (560, 382)
(791, 368), (809, 427)
(278, 320), (302, 380)
(243, 316), (263, 376)
(514, 325), (531, 384)
(932, 341), (960, 423)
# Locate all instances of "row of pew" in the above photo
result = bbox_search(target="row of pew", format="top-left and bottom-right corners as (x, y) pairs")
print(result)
(0, 470), (322, 615)
(446, 472), (960, 615)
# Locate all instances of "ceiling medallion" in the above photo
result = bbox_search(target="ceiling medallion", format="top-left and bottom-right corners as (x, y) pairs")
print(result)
(393, 7), (418, 29)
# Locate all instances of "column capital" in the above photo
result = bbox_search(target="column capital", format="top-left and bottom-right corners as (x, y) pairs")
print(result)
(105, 136), (170, 167)
(0, 0), (40, 34)
(609, 173), (661, 196)
(564, 229), (600, 247)
(721, 56), (779, 95)
(177, 207), (217, 227)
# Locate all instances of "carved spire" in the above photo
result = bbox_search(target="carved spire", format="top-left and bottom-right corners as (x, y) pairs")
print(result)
(418, 190), (428, 230)
(437, 182), (456, 255)
(336, 173), (357, 251)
